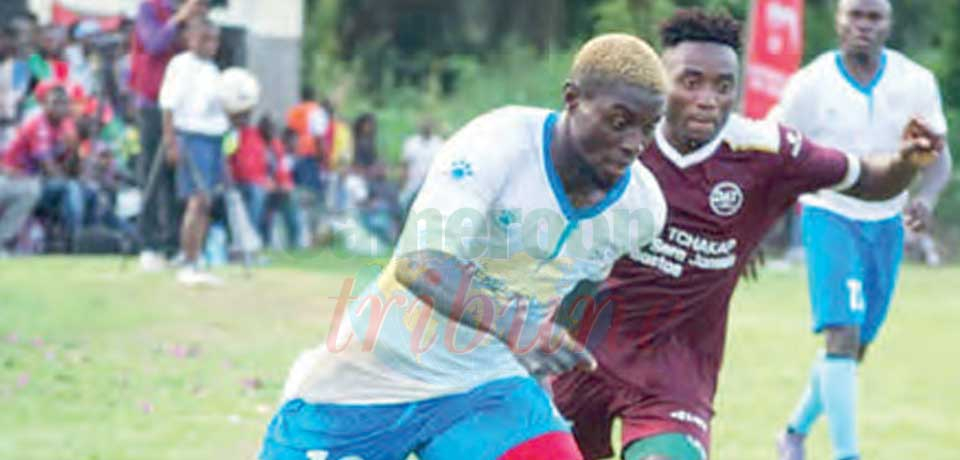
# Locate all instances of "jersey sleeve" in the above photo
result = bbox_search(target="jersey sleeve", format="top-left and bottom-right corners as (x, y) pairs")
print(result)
(397, 110), (516, 259)
(766, 66), (816, 133)
(157, 55), (183, 111)
(916, 70), (948, 136)
(775, 124), (859, 198)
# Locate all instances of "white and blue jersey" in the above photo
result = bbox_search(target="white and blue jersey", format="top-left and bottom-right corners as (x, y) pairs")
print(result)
(261, 107), (667, 460)
(770, 49), (948, 221)
(771, 49), (948, 341)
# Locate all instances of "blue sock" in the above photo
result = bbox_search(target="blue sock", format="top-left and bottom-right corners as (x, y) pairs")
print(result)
(787, 354), (824, 435)
(820, 356), (859, 460)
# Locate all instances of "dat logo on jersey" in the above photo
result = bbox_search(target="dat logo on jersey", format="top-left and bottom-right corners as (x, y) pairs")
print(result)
(709, 181), (744, 217)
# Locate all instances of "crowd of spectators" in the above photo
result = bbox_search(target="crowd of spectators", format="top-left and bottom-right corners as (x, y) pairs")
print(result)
(0, 0), (445, 284)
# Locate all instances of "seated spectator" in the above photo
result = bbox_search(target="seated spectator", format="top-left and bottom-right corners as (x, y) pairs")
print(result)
(358, 162), (401, 245)
(80, 141), (137, 238)
(1, 25), (22, 150)
(6, 83), (82, 250)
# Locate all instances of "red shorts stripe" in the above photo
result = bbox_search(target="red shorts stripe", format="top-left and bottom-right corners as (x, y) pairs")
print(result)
(498, 431), (583, 460)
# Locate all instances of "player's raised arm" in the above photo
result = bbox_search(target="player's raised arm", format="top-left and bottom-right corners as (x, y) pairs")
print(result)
(842, 117), (944, 201)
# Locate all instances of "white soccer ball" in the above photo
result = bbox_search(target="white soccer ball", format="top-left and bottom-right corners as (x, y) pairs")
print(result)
(218, 67), (261, 115)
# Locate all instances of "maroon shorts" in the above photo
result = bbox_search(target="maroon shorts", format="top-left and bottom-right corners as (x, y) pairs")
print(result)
(551, 340), (714, 459)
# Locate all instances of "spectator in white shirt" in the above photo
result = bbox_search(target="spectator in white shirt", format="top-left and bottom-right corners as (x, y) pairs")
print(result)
(159, 17), (227, 286)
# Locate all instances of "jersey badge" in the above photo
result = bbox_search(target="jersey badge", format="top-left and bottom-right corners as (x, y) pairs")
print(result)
(709, 181), (744, 217)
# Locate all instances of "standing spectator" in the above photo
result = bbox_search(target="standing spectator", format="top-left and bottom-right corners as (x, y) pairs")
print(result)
(159, 17), (226, 286)
(286, 85), (329, 192)
(399, 117), (442, 209)
(3, 84), (79, 251)
(131, 0), (207, 271)
(226, 109), (270, 241)
(258, 117), (302, 250)
(351, 112), (378, 170)
(320, 100), (352, 217)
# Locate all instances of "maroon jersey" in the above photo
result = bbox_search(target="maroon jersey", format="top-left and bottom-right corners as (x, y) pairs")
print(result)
(574, 115), (856, 411)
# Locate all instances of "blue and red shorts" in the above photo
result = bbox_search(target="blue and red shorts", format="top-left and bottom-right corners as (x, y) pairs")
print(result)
(259, 376), (582, 460)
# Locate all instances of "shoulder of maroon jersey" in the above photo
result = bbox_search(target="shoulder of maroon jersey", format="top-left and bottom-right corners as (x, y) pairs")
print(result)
(719, 114), (783, 157)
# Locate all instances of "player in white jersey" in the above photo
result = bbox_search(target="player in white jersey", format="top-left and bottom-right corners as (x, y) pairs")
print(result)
(772, 1), (953, 459)
(258, 34), (669, 460)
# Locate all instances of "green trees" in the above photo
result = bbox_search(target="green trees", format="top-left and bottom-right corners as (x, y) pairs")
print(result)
(302, 0), (958, 233)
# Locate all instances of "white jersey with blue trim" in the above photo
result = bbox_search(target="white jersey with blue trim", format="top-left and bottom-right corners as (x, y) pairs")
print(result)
(282, 106), (667, 404)
(769, 49), (948, 221)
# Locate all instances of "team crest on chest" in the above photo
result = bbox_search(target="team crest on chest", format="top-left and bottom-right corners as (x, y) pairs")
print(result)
(709, 181), (744, 217)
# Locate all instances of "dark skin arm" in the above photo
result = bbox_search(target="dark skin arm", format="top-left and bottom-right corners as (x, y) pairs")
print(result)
(843, 117), (943, 201)
(904, 143), (952, 232)
(740, 119), (938, 282)
(394, 249), (596, 376)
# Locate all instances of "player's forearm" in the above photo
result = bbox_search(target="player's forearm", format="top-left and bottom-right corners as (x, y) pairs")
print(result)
(394, 249), (526, 343)
(552, 279), (600, 332)
(913, 144), (953, 208)
(843, 154), (920, 201)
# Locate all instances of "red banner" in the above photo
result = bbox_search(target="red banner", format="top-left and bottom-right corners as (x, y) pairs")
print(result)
(51, 1), (124, 32)
(743, 0), (805, 119)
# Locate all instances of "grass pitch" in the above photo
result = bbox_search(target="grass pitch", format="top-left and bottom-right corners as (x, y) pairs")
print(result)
(0, 253), (956, 459)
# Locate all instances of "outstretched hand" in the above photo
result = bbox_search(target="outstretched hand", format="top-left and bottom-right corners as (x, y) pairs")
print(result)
(904, 199), (934, 233)
(512, 326), (597, 378)
(900, 117), (943, 168)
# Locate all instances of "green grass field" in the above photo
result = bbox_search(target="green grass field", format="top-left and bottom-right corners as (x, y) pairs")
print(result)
(1, 253), (957, 459)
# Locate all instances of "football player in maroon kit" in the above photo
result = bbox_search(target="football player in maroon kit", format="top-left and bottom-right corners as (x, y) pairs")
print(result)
(550, 9), (942, 460)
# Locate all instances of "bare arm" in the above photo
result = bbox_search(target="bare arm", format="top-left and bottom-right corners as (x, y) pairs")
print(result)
(842, 118), (943, 201)
(394, 249), (595, 375)
(913, 143), (953, 209)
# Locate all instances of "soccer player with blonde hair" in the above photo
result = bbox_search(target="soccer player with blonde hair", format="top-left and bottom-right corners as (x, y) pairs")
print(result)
(258, 34), (668, 460)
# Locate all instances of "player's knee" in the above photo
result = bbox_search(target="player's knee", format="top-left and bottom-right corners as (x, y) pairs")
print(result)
(824, 326), (860, 359)
(623, 433), (706, 460)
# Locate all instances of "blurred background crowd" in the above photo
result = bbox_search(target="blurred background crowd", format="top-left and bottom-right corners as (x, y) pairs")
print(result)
(0, 0), (956, 279)
(0, 0), (444, 282)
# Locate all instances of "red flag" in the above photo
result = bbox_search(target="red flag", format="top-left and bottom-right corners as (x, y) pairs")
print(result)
(743, 0), (805, 119)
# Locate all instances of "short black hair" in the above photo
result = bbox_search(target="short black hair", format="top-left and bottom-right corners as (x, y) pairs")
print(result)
(660, 8), (742, 53)
(300, 86), (315, 101)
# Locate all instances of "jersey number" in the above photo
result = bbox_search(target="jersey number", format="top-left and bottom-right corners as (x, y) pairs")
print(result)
(846, 279), (865, 313)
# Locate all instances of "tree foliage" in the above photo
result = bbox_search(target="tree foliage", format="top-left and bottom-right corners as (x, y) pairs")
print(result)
(304, 0), (959, 233)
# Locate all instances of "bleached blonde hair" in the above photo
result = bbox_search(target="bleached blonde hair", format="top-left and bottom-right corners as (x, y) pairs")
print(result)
(569, 33), (667, 93)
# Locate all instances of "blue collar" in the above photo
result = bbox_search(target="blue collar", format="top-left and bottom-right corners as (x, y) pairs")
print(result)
(835, 50), (887, 96)
(541, 112), (631, 221)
